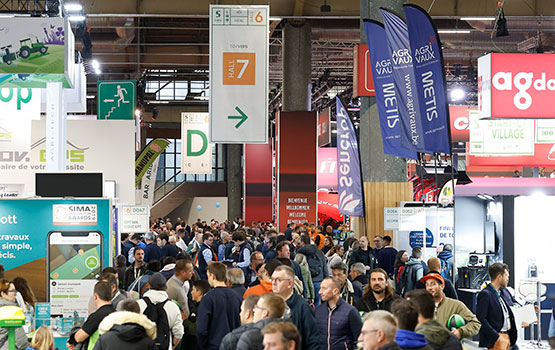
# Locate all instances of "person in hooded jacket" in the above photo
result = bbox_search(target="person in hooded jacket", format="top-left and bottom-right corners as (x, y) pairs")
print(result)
(400, 248), (426, 296)
(297, 234), (329, 306)
(437, 245), (454, 282)
(93, 299), (156, 350)
(0, 280), (28, 350)
(406, 290), (462, 350)
(390, 299), (433, 350)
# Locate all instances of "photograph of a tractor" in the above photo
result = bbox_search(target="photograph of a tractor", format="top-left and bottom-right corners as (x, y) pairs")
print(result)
(18, 37), (48, 59)
(0, 45), (16, 65)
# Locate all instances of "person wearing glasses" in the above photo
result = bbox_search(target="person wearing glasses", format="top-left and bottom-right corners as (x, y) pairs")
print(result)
(271, 266), (323, 350)
(0, 279), (29, 350)
(358, 310), (400, 350)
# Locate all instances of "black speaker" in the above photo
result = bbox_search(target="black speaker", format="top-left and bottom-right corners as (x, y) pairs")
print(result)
(36, 173), (103, 197)
(457, 266), (489, 290)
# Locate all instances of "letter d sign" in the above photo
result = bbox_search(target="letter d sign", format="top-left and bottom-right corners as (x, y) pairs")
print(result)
(187, 130), (208, 156)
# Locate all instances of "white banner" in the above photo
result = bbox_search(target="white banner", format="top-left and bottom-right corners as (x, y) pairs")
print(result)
(0, 120), (135, 203)
(398, 207), (425, 231)
(0, 88), (40, 119)
(136, 157), (160, 207)
(118, 205), (149, 233)
(469, 113), (535, 156)
(181, 113), (212, 174)
(0, 119), (31, 151)
(0, 184), (24, 198)
(209, 5), (269, 143)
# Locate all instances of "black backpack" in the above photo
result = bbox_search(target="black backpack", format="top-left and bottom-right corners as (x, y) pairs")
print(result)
(143, 297), (171, 350)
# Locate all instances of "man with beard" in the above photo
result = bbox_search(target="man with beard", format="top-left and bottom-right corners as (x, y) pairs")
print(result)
(355, 268), (399, 313)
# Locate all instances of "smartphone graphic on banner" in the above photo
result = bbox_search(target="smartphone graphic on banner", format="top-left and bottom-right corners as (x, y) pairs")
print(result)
(47, 231), (103, 317)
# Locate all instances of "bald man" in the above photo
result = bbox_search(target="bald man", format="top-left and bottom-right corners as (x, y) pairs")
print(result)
(415, 257), (458, 300)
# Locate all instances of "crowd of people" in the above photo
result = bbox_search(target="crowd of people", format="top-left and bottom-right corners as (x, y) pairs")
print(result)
(0, 217), (545, 350)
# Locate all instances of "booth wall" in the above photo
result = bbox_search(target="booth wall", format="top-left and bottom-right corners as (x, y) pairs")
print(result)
(168, 197), (228, 224)
(454, 197), (486, 268)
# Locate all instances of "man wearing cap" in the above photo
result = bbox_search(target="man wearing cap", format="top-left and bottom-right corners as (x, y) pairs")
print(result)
(422, 272), (481, 339)
(137, 272), (184, 350)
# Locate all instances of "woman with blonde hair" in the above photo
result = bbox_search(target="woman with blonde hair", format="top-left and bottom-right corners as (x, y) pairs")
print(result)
(27, 326), (54, 350)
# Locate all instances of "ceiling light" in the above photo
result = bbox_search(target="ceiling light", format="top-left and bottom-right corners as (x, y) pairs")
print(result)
(135, 109), (142, 118)
(438, 30), (471, 34)
(450, 88), (466, 101)
(91, 59), (100, 69)
(95, 68), (101, 74)
(86, 95), (94, 99)
(64, 3), (83, 11)
(460, 17), (495, 21)
(69, 15), (86, 22)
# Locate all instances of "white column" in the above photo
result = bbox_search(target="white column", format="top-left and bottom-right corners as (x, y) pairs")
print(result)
(45, 81), (66, 171)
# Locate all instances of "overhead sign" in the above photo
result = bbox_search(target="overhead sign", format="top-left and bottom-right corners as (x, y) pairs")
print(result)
(449, 105), (477, 142)
(97, 80), (136, 120)
(118, 205), (149, 233)
(135, 138), (170, 187)
(0, 88), (40, 119)
(398, 207), (425, 231)
(318, 147), (337, 189)
(469, 113), (535, 156)
(353, 45), (375, 97)
(181, 113), (212, 174)
(209, 5), (269, 143)
(0, 17), (76, 88)
(317, 108), (331, 147)
(479, 53), (555, 119)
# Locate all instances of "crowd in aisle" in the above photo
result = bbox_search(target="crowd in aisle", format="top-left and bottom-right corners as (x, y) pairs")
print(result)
(0, 217), (543, 350)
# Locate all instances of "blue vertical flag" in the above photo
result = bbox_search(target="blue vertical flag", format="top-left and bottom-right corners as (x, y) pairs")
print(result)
(403, 4), (451, 154)
(380, 8), (428, 153)
(363, 19), (417, 159)
(335, 97), (364, 217)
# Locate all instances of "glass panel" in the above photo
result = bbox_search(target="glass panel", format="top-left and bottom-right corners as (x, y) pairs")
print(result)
(176, 153), (182, 167)
(158, 153), (166, 167)
(156, 167), (164, 181)
(165, 169), (175, 181)
(217, 169), (224, 181)
(176, 140), (182, 153)
(176, 173), (185, 182)
(166, 155), (175, 167)
(186, 174), (195, 182)
(207, 173), (216, 182)
(217, 144), (224, 167)
(166, 142), (175, 153)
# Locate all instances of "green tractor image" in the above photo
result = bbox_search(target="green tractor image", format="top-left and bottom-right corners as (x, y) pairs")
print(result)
(0, 45), (17, 65)
(18, 37), (48, 59)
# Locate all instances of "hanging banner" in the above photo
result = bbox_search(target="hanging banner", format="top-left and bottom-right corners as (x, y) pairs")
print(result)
(335, 97), (364, 217)
(363, 20), (417, 159)
(244, 143), (273, 223)
(380, 9), (427, 153)
(317, 108), (331, 147)
(318, 147), (338, 189)
(135, 138), (170, 187)
(353, 45), (375, 97)
(181, 113), (212, 174)
(404, 4), (451, 154)
(136, 156), (160, 208)
(0, 119), (31, 152)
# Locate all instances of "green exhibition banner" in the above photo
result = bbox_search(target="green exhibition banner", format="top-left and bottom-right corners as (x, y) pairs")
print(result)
(0, 17), (75, 88)
(0, 198), (111, 317)
(135, 138), (171, 187)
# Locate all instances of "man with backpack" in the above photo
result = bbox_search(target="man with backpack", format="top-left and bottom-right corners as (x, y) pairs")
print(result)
(137, 273), (184, 350)
(437, 244), (454, 282)
(399, 247), (426, 296)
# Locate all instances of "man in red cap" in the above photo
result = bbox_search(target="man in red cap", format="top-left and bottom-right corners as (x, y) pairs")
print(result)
(422, 272), (481, 340)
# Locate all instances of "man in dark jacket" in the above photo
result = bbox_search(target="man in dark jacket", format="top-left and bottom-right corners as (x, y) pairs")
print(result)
(415, 258), (458, 300)
(143, 232), (162, 263)
(219, 295), (260, 350)
(315, 278), (362, 350)
(390, 299), (434, 350)
(159, 233), (178, 259)
(197, 262), (242, 350)
(437, 244), (454, 282)
(123, 247), (146, 290)
(235, 293), (287, 350)
(297, 234), (328, 306)
(350, 263), (369, 291)
(355, 269), (399, 313)
(272, 265), (323, 350)
(348, 236), (377, 277)
(476, 263), (517, 350)
(331, 262), (362, 305)
(94, 304), (157, 350)
(406, 289), (462, 350)
(121, 233), (141, 266)
(376, 236), (398, 277)
(401, 248), (426, 295)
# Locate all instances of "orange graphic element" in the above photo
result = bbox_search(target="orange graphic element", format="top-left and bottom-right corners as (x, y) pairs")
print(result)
(222, 52), (255, 85)
(73, 268), (78, 274)
(79, 249), (84, 255)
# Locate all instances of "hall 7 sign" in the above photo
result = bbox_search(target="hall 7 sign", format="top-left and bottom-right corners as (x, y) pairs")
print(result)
(478, 53), (555, 119)
(209, 5), (269, 143)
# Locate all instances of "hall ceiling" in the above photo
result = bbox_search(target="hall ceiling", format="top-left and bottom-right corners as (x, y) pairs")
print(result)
(77, 0), (555, 111)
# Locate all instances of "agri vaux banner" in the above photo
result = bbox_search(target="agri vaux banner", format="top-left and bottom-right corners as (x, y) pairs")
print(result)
(363, 20), (417, 159)
(335, 97), (364, 217)
(371, 7), (450, 155)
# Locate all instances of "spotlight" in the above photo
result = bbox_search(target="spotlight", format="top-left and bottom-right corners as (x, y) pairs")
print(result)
(450, 88), (465, 101)
(91, 60), (100, 69)
(69, 15), (86, 22)
(135, 109), (142, 118)
(64, 3), (83, 11)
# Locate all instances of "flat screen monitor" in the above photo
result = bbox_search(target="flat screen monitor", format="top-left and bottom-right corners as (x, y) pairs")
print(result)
(36, 173), (103, 197)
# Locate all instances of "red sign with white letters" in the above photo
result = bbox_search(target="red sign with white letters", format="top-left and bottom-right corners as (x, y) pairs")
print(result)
(449, 105), (476, 142)
(353, 45), (375, 97)
(478, 53), (555, 119)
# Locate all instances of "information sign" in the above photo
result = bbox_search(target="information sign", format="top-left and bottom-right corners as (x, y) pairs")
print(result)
(181, 113), (212, 174)
(209, 5), (269, 143)
(97, 80), (136, 120)
(469, 113), (534, 156)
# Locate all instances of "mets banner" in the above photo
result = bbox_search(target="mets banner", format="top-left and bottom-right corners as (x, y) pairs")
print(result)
(380, 9), (427, 154)
(404, 4), (451, 154)
(363, 20), (417, 159)
(335, 97), (364, 217)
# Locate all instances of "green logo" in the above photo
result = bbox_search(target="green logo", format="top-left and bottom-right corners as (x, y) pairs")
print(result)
(187, 130), (208, 156)
(85, 256), (99, 270)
